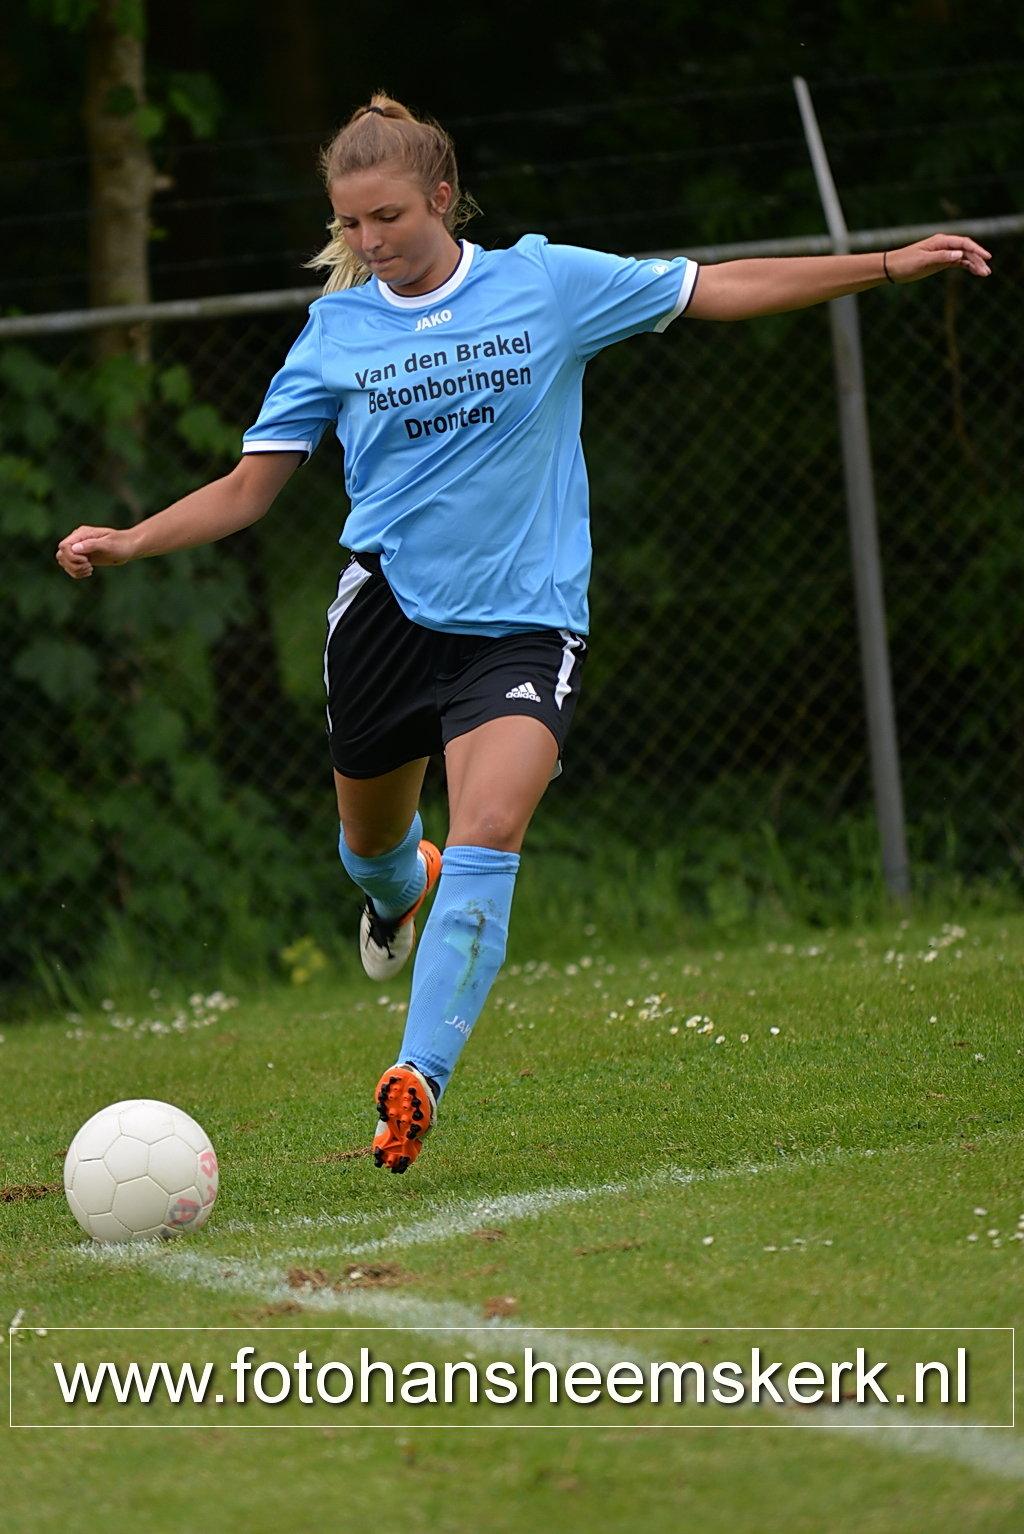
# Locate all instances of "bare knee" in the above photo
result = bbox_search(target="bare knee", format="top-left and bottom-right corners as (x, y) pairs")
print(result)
(447, 808), (526, 852)
(341, 823), (408, 858)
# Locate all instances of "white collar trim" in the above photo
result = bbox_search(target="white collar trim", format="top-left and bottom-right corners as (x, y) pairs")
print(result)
(376, 240), (476, 309)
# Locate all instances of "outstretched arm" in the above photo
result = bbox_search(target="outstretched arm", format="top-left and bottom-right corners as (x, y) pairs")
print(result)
(56, 451), (304, 579)
(686, 233), (992, 322)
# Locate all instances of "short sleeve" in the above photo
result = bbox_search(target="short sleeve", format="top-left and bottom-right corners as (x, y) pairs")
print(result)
(242, 307), (337, 462)
(536, 240), (699, 361)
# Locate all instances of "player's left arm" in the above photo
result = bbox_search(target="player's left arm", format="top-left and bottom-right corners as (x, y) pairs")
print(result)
(685, 233), (991, 322)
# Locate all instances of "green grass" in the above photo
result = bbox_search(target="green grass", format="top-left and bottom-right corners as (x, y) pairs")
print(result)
(2, 911), (1023, 1530)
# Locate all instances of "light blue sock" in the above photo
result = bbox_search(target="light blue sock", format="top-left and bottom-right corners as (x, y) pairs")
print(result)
(338, 812), (426, 920)
(397, 844), (520, 1097)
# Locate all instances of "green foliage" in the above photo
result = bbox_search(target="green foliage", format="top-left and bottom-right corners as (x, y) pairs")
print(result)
(165, 71), (223, 140)
(28, 0), (99, 31)
(0, 342), (316, 991)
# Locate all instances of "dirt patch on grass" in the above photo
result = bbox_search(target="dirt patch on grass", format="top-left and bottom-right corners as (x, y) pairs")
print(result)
(287, 1267), (332, 1290)
(286, 1263), (415, 1292)
(573, 1238), (644, 1257)
(312, 1147), (374, 1164)
(250, 1301), (305, 1319)
(1, 1183), (61, 1203)
(470, 1226), (506, 1242)
(341, 1263), (413, 1289)
(483, 1295), (519, 1318)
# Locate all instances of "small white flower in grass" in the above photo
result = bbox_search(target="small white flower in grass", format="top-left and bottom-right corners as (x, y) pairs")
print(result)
(966, 1234), (979, 1242)
(974, 1208), (987, 1216)
(565, 964), (579, 976)
(583, 924), (597, 937)
(740, 1033), (749, 1043)
(609, 1011), (619, 1021)
(101, 998), (115, 1011)
(36, 1329), (48, 1337)
(377, 995), (390, 1006)
(1012, 1232), (1024, 1242)
(714, 1036), (725, 1045)
(792, 1237), (805, 1245)
(685, 1015), (701, 1028)
(669, 1026), (679, 1036)
(993, 1239), (1003, 1248)
(763, 1244), (777, 1252)
(769, 1026), (780, 1035)
(699, 1022), (714, 1035)
(702, 1235), (714, 1246)
(929, 1015), (938, 1024)
(267, 1062), (275, 1070)
(189, 993), (202, 1008)
(580, 956), (593, 969)
(822, 1239), (833, 1246)
(974, 1054), (985, 1062)
(987, 1229), (999, 1238)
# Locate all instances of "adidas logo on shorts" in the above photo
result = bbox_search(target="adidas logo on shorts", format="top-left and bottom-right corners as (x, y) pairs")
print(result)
(505, 681), (542, 702)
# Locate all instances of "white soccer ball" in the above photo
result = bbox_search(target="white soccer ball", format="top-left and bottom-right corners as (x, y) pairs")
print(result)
(64, 1099), (219, 1243)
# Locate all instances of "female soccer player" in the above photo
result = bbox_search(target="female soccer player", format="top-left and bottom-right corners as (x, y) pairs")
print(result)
(56, 95), (991, 1176)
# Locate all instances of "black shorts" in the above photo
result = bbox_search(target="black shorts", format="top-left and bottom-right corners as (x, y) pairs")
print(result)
(324, 552), (588, 779)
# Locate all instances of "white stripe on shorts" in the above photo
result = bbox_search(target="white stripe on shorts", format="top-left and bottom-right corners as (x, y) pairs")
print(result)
(323, 561), (373, 732)
(554, 630), (587, 711)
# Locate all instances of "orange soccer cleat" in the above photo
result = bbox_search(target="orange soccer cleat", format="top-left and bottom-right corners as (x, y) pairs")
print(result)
(372, 1062), (438, 1174)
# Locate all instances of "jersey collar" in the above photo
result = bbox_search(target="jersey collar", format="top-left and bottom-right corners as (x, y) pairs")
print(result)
(376, 240), (476, 310)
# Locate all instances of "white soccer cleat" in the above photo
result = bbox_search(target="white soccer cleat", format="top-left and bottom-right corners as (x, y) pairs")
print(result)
(359, 840), (442, 981)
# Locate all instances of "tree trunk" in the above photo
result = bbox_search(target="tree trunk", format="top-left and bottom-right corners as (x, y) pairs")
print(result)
(84, 0), (155, 363)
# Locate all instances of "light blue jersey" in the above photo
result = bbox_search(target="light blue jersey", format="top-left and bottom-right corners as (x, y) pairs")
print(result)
(243, 235), (698, 635)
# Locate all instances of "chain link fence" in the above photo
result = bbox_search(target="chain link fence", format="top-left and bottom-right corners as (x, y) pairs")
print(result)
(3, 222), (1021, 991)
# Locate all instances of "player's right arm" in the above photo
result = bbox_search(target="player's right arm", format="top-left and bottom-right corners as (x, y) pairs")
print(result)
(55, 451), (303, 580)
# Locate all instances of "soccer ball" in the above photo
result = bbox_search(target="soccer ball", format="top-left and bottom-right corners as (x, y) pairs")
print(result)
(64, 1099), (219, 1243)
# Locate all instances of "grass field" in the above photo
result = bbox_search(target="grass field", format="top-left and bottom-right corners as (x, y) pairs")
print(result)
(2, 908), (1023, 1531)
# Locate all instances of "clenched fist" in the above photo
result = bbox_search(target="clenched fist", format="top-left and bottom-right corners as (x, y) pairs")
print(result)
(56, 526), (137, 579)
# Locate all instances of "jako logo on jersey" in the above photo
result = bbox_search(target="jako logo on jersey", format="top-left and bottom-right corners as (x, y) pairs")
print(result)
(415, 308), (453, 332)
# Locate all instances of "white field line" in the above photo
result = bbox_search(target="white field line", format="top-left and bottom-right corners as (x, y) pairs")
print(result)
(108, 1242), (1024, 1483)
(76, 1143), (886, 1271)
(70, 1139), (1021, 1480)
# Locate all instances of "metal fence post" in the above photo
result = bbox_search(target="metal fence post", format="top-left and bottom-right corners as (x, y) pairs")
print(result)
(793, 76), (911, 902)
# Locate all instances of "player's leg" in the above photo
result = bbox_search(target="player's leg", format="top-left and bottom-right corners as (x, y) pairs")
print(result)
(373, 716), (559, 1173)
(371, 626), (587, 1172)
(334, 760), (444, 979)
(324, 554), (443, 978)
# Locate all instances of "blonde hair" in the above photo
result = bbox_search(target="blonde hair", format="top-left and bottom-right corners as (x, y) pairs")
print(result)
(305, 92), (480, 294)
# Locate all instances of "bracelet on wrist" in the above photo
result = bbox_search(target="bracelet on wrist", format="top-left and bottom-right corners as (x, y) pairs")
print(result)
(882, 251), (896, 285)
